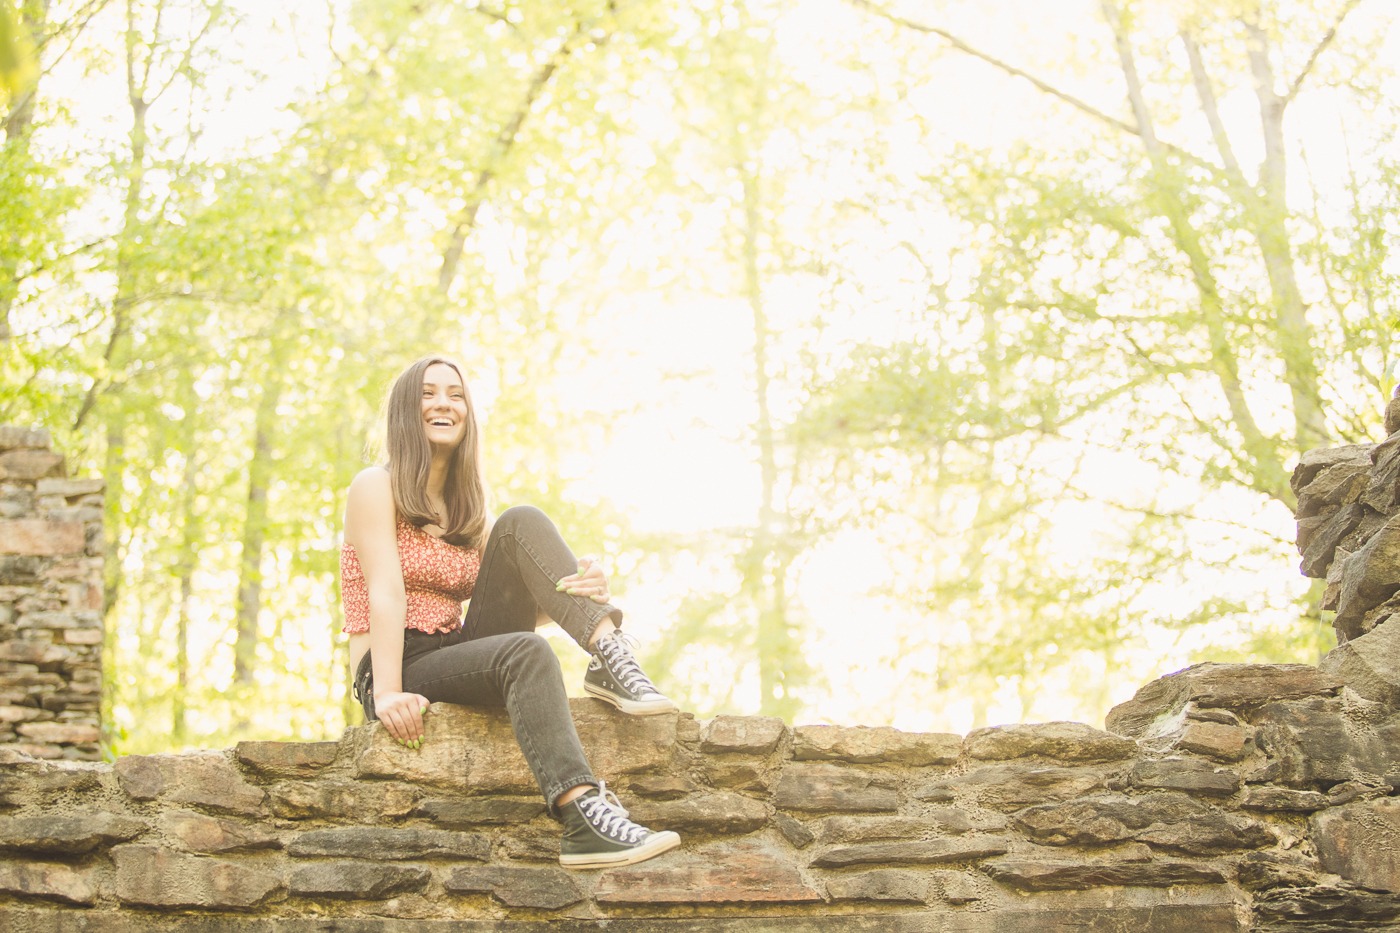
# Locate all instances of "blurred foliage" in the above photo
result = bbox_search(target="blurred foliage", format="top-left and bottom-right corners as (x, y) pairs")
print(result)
(0, 0), (1396, 749)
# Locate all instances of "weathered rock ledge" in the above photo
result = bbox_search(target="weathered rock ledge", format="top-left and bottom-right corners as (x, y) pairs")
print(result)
(2, 659), (1399, 932)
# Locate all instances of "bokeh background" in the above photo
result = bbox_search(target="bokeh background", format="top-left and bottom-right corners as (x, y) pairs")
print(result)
(1, 0), (1395, 755)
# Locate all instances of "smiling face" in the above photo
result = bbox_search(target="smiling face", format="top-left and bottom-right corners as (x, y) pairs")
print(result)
(421, 362), (470, 451)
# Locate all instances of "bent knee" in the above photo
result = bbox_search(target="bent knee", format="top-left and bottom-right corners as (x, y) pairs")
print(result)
(499, 631), (560, 669)
(495, 505), (551, 532)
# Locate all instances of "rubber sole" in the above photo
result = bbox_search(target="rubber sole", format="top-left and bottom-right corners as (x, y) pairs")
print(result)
(559, 830), (681, 869)
(584, 681), (679, 716)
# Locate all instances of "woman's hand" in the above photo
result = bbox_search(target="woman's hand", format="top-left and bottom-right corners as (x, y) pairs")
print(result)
(374, 690), (431, 747)
(556, 555), (611, 603)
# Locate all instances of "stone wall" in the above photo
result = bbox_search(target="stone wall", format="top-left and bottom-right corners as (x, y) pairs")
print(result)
(2, 658), (1400, 932)
(4, 430), (1400, 930)
(0, 426), (104, 760)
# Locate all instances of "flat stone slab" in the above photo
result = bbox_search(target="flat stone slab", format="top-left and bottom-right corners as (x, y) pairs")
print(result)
(774, 763), (901, 812)
(236, 741), (340, 777)
(793, 725), (960, 765)
(701, 715), (786, 754)
(444, 865), (583, 909)
(919, 762), (1124, 810)
(964, 722), (1137, 763)
(115, 751), (267, 816)
(595, 841), (821, 905)
(811, 837), (1013, 868)
(983, 855), (1227, 890)
(0, 812), (146, 856)
(289, 861), (431, 900)
(287, 827), (489, 861)
(1105, 663), (1341, 738)
(111, 845), (284, 909)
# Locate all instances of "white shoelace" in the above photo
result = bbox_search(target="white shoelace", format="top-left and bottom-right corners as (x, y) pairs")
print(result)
(597, 633), (660, 695)
(581, 783), (646, 843)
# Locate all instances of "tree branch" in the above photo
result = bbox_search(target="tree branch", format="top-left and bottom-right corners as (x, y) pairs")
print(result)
(1284, 0), (1362, 106)
(1180, 30), (1246, 186)
(847, 0), (1208, 169)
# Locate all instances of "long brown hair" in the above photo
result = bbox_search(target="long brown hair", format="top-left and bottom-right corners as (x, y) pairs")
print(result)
(383, 355), (488, 549)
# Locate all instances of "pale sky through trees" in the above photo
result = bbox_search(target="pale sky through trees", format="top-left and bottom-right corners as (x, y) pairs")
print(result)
(4, 0), (1397, 748)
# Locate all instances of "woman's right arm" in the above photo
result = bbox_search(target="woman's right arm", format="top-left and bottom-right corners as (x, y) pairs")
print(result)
(345, 467), (428, 745)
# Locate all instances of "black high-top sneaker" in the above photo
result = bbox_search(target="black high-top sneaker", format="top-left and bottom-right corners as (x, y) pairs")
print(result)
(584, 630), (677, 715)
(559, 783), (681, 869)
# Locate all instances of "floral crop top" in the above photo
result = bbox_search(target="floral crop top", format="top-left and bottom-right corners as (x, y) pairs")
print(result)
(340, 520), (482, 635)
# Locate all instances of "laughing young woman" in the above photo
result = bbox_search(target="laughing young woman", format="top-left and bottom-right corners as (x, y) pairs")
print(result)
(340, 355), (680, 868)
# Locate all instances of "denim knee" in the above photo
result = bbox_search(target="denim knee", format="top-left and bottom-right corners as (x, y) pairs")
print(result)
(497, 631), (561, 677)
(495, 505), (549, 535)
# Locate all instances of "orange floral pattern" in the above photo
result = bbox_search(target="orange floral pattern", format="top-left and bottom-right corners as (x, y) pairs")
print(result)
(340, 521), (481, 634)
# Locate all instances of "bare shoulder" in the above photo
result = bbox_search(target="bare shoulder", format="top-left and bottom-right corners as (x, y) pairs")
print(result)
(348, 465), (391, 497)
(345, 467), (394, 543)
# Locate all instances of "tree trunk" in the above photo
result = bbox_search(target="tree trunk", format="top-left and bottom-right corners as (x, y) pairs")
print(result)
(233, 373), (281, 686)
(172, 371), (200, 743)
(1102, 0), (1291, 506)
(74, 0), (151, 431)
(738, 153), (800, 720)
(0, 0), (51, 341)
(1242, 18), (1327, 452)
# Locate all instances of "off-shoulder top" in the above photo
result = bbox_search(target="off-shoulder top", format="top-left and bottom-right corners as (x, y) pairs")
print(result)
(340, 520), (482, 634)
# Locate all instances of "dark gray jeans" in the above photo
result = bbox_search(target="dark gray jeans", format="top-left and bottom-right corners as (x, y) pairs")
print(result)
(354, 506), (621, 812)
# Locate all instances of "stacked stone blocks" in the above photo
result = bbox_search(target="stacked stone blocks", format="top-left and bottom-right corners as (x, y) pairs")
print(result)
(0, 426), (103, 760)
(5, 427), (1400, 928)
(4, 665), (1400, 930)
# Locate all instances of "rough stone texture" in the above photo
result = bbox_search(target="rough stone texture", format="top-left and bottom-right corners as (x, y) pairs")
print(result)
(1297, 437), (1400, 646)
(920, 762), (1124, 810)
(1253, 697), (1400, 788)
(1105, 662), (1341, 738)
(268, 778), (419, 820)
(773, 762), (900, 811)
(1012, 792), (1272, 854)
(1333, 514), (1400, 638)
(236, 740), (340, 777)
(7, 431), (1400, 927)
(112, 845), (284, 909)
(0, 428), (102, 761)
(0, 690), (1388, 928)
(355, 700), (675, 793)
(159, 809), (281, 854)
(287, 826), (489, 861)
(116, 750), (267, 815)
(444, 866), (583, 909)
(963, 721), (1136, 763)
(0, 861), (97, 905)
(793, 724), (960, 765)
(288, 861), (431, 900)
(810, 837), (1013, 868)
(415, 796), (546, 826)
(1239, 786), (1329, 812)
(594, 841), (824, 905)
(982, 855), (1226, 890)
(1311, 797), (1400, 894)
(0, 811), (146, 855)
(1130, 757), (1241, 796)
(1175, 721), (1250, 761)
(1318, 616), (1400, 706)
(627, 790), (768, 834)
(824, 868), (931, 903)
(0, 906), (1249, 932)
(701, 715), (786, 754)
